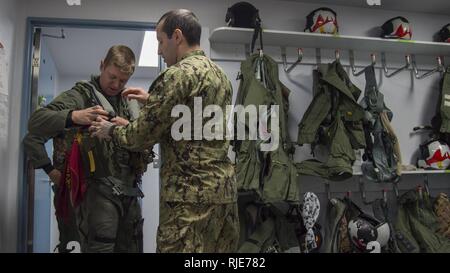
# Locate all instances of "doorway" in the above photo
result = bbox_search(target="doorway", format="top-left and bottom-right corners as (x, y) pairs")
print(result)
(20, 18), (161, 253)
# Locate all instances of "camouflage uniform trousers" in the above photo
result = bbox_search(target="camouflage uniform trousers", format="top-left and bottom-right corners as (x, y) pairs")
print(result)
(156, 200), (239, 253)
(434, 193), (450, 239)
(75, 181), (144, 253)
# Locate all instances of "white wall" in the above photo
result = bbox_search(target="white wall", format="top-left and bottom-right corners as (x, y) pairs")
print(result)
(0, 0), (21, 253)
(5, 0), (450, 252)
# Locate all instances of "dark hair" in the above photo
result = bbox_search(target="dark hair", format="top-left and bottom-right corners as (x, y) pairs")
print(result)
(158, 9), (201, 46)
(103, 45), (135, 75)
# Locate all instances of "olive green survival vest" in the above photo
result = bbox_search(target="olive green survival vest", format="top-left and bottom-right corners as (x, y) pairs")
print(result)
(63, 79), (151, 188)
(233, 53), (300, 203)
(394, 190), (450, 253)
(360, 66), (402, 183)
(297, 61), (365, 181)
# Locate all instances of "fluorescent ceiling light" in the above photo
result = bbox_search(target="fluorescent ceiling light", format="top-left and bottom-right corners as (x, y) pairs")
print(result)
(138, 31), (158, 67)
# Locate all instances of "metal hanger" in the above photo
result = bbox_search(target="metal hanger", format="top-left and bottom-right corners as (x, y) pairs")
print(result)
(350, 51), (376, 76)
(281, 48), (303, 73)
(411, 55), (444, 79)
(381, 53), (411, 78)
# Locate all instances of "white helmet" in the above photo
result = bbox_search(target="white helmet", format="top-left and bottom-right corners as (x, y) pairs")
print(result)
(348, 214), (390, 253)
(304, 7), (338, 35)
(418, 140), (450, 170)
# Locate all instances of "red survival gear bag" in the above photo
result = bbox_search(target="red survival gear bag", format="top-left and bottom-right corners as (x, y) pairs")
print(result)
(56, 132), (87, 222)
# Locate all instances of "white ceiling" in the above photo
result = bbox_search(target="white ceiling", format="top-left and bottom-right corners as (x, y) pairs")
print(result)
(41, 27), (160, 79)
(280, 0), (450, 16)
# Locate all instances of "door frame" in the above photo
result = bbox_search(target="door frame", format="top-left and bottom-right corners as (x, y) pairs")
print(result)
(19, 17), (156, 253)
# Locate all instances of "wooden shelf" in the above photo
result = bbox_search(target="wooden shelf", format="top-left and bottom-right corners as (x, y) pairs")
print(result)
(209, 27), (450, 56)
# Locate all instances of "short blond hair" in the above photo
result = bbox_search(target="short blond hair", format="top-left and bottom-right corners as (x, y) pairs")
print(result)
(103, 45), (136, 75)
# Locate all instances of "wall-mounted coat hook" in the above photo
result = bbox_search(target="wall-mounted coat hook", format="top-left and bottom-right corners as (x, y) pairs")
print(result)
(350, 50), (376, 76)
(422, 173), (430, 195)
(382, 189), (388, 204)
(324, 182), (331, 200)
(359, 177), (377, 205)
(258, 48), (264, 58)
(392, 182), (400, 202)
(281, 47), (303, 73)
(411, 55), (444, 79)
(417, 185), (424, 201)
(381, 53), (411, 78)
(335, 49), (340, 63)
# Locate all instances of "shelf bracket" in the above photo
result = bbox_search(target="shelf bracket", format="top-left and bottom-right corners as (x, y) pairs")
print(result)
(411, 55), (444, 79)
(382, 53), (411, 78)
(281, 47), (303, 73)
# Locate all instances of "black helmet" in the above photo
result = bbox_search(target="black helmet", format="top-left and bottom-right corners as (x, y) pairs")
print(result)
(304, 7), (338, 34)
(225, 2), (263, 53)
(225, 2), (261, 28)
(438, 23), (450, 43)
(381, 16), (412, 40)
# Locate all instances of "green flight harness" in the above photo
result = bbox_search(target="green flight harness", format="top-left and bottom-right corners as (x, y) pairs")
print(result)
(360, 66), (402, 183)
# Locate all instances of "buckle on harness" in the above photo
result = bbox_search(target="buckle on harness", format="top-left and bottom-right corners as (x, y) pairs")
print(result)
(112, 184), (123, 196)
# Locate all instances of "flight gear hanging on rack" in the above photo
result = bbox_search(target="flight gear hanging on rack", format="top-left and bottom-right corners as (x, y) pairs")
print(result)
(347, 213), (390, 253)
(360, 66), (402, 182)
(297, 61), (366, 181)
(394, 189), (450, 252)
(434, 193), (450, 239)
(381, 16), (412, 40)
(431, 68), (450, 143)
(233, 53), (299, 203)
(237, 203), (299, 253)
(226, 2), (263, 53)
(300, 192), (321, 253)
(324, 197), (392, 253)
(304, 7), (339, 35)
(371, 199), (403, 253)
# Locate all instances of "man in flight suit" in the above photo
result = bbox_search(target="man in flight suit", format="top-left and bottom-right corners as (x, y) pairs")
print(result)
(24, 45), (151, 252)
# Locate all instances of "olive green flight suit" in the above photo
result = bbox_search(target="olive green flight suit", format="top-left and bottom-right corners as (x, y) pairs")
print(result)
(24, 76), (151, 253)
(297, 61), (366, 181)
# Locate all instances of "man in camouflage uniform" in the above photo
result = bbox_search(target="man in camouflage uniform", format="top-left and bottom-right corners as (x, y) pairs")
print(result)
(91, 10), (239, 253)
(23, 45), (150, 253)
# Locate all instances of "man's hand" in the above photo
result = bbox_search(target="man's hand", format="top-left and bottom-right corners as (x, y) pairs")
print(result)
(89, 117), (115, 140)
(71, 105), (109, 125)
(122, 87), (149, 104)
(48, 169), (62, 186)
(111, 116), (129, 126)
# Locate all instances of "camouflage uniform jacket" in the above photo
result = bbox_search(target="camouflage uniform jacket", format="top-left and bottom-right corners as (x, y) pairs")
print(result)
(112, 50), (237, 204)
(24, 76), (149, 185)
